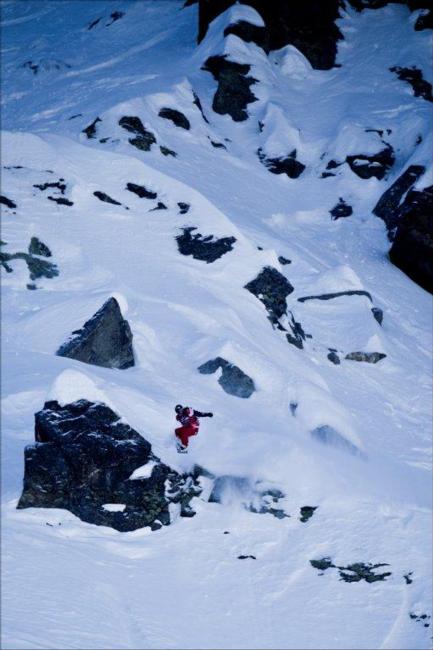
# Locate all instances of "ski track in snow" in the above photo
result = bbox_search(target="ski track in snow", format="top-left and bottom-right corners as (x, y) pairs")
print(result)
(1, 1), (432, 649)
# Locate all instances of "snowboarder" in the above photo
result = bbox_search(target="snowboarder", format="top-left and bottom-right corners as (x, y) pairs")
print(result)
(174, 404), (213, 452)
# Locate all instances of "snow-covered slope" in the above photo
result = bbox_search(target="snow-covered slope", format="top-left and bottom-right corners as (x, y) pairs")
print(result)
(1, 2), (432, 649)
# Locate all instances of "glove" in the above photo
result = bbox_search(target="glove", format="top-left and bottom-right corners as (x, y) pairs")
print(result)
(207, 412), (213, 417)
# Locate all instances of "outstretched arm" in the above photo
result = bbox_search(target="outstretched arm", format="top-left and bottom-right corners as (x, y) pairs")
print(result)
(193, 410), (213, 418)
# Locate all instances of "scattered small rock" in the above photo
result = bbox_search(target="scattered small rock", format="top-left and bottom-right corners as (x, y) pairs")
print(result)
(330, 198), (353, 220)
(106, 11), (124, 26)
(371, 307), (383, 325)
(0, 195), (17, 209)
(300, 506), (317, 522)
(1, 240), (59, 284)
(119, 116), (157, 152)
(34, 180), (66, 194)
(258, 147), (306, 179)
(278, 256), (291, 265)
(310, 558), (391, 582)
(176, 227), (236, 263)
(327, 350), (341, 365)
(87, 17), (101, 30)
(210, 140), (226, 149)
(403, 572), (413, 585)
(158, 107), (190, 130)
(93, 191), (121, 205)
(409, 612), (431, 627)
(82, 117), (101, 139)
(126, 182), (157, 200)
(160, 145), (177, 157)
(47, 197), (73, 206)
(238, 555), (256, 560)
(177, 202), (190, 214)
(345, 351), (386, 363)
(28, 237), (51, 258)
(150, 202), (167, 211)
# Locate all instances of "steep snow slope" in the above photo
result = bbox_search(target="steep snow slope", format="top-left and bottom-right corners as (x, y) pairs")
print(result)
(1, 2), (432, 649)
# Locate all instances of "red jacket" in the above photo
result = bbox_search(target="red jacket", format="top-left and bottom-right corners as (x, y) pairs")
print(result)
(176, 407), (199, 432)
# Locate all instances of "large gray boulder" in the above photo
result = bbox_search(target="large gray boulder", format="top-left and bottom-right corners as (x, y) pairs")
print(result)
(56, 297), (135, 369)
(198, 357), (255, 398)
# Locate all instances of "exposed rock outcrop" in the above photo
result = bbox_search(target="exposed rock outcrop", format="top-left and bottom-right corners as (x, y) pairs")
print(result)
(245, 266), (294, 325)
(176, 227), (236, 262)
(126, 182), (157, 199)
(390, 66), (433, 102)
(17, 400), (202, 531)
(345, 351), (386, 363)
(0, 240), (59, 286)
(330, 198), (353, 220)
(310, 557), (391, 582)
(346, 145), (394, 180)
(82, 117), (101, 139)
(93, 191), (121, 205)
(0, 195), (17, 209)
(56, 297), (135, 369)
(389, 185), (433, 294)
(372, 164), (425, 234)
(202, 56), (258, 122)
(198, 357), (255, 398)
(198, 0), (343, 70)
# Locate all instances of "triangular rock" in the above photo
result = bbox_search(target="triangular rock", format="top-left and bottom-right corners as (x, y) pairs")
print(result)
(56, 297), (135, 369)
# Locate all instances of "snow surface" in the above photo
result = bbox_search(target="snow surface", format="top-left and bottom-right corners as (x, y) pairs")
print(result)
(1, 1), (432, 649)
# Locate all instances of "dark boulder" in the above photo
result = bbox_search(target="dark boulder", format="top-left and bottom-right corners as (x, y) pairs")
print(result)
(93, 191), (121, 205)
(159, 145), (177, 157)
(327, 350), (341, 365)
(176, 227), (236, 262)
(118, 116), (157, 151)
(158, 108), (190, 130)
(150, 202), (167, 211)
(390, 66), (433, 102)
(244, 266), (294, 325)
(202, 56), (258, 122)
(198, 357), (255, 398)
(177, 202), (190, 214)
(126, 182), (157, 200)
(345, 351), (386, 363)
(47, 196), (73, 206)
(278, 256), (291, 265)
(346, 145), (394, 180)
(56, 297), (135, 369)
(257, 148), (305, 179)
(372, 164), (425, 234)
(17, 400), (202, 532)
(371, 307), (384, 325)
(300, 505), (317, 522)
(197, 0), (342, 70)
(330, 198), (353, 220)
(389, 186), (433, 294)
(106, 11), (124, 26)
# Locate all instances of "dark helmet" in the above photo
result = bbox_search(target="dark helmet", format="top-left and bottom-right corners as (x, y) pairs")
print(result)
(175, 404), (183, 413)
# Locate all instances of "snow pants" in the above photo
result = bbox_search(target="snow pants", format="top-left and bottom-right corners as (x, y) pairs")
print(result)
(175, 425), (198, 447)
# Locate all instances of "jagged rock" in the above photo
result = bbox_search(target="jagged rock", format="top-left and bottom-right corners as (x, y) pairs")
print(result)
(28, 237), (51, 257)
(310, 557), (391, 582)
(93, 191), (121, 205)
(176, 227), (236, 262)
(409, 612), (431, 627)
(192, 91), (209, 123)
(372, 164), (425, 234)
(298, 290), (373, 303)
(118, 116), (157, 151)
(345, 351), (386, 363)
(150, 202), (167, 211)
(47, 196), (73, 206)
(17, 400), (202, 532)
(198, 0), (342, 70)
(0, 195), (17, 209)
(202, 56), (258, 122)
(286, 312), (307, 349)
(158, 107), (190, 130)
(330, 198), (353, 220)
(327, 350), (341, 365)
(177, 202), (190, 214)
(390, 66), (433, 102)
(389, 186), (433, 294)
(371, 307), (383, 325)
(257, 148), (305, 179)
(346, 145), (394, 180)
(82, 117), (101, 138)
(415, 9), (433, 30)
(245, 266), (294, 325)
(311, 425), (361, 456)
(126, 182), (157, 199)
(198, 357), (255, 398)
(56, 297), (135, 369)
(300, 506), (317, 522)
